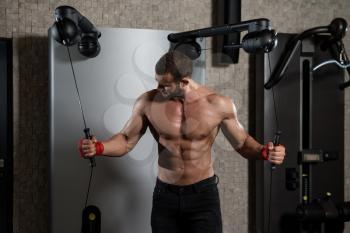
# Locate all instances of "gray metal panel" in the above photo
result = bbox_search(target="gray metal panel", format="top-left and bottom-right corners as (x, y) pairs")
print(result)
(49, 28), (205, 233)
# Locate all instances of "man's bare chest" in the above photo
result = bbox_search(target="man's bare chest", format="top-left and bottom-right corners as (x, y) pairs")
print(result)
(145, 100), (221, 139)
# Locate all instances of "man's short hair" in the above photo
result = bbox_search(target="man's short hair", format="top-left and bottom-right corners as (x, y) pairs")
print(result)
(155, 51), (193, 81)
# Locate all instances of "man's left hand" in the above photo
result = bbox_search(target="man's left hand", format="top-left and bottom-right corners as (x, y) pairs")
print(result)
(266, 142), (286, 165)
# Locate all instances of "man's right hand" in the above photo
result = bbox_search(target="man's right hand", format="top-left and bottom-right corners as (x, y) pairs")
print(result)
(78, 136), (104, 158)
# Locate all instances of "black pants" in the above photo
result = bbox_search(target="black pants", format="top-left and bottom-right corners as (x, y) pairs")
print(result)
(151, 175), (222, 233)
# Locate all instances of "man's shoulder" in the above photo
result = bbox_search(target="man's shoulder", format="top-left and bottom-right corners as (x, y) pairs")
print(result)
(203, 89), (235, 118)
(204, 90), (231, 108)
(133, 90), (158, 114)
(136, 89), (158, 102)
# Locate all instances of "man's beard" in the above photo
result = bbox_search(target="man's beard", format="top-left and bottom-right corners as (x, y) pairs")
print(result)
(162, 84), (184, 99)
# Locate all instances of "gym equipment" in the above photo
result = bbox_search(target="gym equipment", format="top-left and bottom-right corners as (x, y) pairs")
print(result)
(297, 194), (350, 228)
(167, 18), (277, 59)
(51, 5), (101, 58)
(313, 59), (350, 71)
(82, 205), (101, 233)
(255, 18), (349, 233)
(264, 18), (349, 90)
(50, 6), (102, 233)
(51, 5), (102, 167)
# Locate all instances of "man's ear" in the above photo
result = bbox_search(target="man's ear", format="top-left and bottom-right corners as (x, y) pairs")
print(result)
(180, 77), (190, 87)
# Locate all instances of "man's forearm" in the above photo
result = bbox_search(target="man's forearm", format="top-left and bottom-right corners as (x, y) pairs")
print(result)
(235, 135), (264, 160)
(101, 133), (129, 157)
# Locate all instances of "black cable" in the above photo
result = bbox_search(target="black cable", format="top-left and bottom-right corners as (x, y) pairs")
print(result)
(267, 52), (273, 233)
(267, 165), (273, 233)
(271, 87), (280, 130)
(267, 52), (280, 233)
(268, 53), (280, 131)
(66, 46), (88, 129)
(80, 165), (94, 233)
(65, 45), (95, 207)
(84, 165), (94, 208)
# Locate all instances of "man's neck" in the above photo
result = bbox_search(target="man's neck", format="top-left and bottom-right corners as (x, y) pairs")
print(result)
(183, 80), (201, 103)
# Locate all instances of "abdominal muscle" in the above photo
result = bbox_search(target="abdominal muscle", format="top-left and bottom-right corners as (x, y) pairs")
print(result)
(156, 136), (215, 185)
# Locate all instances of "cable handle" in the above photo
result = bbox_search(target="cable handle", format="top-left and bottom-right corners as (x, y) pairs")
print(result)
(271, 130), (282, 170)
(84, 128), (96, 167)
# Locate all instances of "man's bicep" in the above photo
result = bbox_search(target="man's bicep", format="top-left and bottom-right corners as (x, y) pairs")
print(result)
(120, 97), (149, 150)
(121, 113), (148, 139)
(220, 117), (247, 149)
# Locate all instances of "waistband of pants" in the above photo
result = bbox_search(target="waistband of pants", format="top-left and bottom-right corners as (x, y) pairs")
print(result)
(155, 174), (219, 194)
